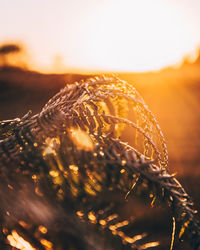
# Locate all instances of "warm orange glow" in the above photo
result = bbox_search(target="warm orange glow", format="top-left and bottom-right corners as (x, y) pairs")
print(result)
(88, 211), (97, 223)
(38, 225), (48, 234)
(40, 238), (53, 249)
(49, 170), (59, 177)
(76, 210), (84, 217)
(69, 128), (94, 151)
(140, 242), (160, 249)
(69, 164), (79, 172)
(7, 230), (36, 250)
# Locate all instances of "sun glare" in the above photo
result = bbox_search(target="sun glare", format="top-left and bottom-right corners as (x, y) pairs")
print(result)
(71, 0), (197, 72)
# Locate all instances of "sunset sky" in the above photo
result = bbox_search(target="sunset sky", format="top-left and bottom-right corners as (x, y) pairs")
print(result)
(1, 0), (200, 72)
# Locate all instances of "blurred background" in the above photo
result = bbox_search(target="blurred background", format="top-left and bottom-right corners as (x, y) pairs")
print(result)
(0, 0), (200, 248)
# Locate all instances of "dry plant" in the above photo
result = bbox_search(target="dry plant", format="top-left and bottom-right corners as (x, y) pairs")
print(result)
(0, 76), (199, 249)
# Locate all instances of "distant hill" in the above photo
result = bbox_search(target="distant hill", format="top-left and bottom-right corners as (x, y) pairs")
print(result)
(0, 66), (89, 118)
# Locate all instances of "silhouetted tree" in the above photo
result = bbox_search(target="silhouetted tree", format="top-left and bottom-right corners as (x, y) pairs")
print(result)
(0, 43), (22, 66)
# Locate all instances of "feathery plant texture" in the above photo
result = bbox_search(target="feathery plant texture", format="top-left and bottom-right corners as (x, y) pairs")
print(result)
(0, 76), (199, 249)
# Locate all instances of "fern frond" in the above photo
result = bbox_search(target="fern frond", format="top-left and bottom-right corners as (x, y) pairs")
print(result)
(0, 76), (199, 249)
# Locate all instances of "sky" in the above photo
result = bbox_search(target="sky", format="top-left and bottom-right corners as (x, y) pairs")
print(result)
(0, 0), (200, 72)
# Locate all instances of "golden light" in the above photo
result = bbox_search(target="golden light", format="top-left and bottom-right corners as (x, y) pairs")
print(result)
(68, 128), (94, 151)
(7, 230), (36, 250)
(40, 238), (53, 249)
(38, 225), (48, 234)
(49, 170), (59, 177)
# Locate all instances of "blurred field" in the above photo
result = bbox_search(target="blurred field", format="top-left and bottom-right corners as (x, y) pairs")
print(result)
(0, 55), (200, 249)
